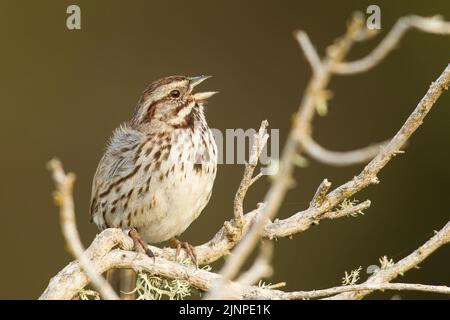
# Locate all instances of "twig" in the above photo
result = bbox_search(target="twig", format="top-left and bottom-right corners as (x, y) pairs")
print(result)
(333, 15), (450, 75)
(296, 15), (450, 167)
(206, 121), (270, 298)
(295, 31), (323, 75)
(47, 159), (119, 300)
(284, 282), (450, 299)
(302, 135), (387, 167)
(326, 221), (450, 300)
(322, 200), (371, 220)
(310, 179), (332, 208)
(232, 121), (269, 229)
(267, 63), (450, 238)
(236, 241), (274, 286)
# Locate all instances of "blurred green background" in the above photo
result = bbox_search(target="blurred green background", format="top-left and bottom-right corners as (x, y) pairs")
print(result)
(0, 0), (449, 299)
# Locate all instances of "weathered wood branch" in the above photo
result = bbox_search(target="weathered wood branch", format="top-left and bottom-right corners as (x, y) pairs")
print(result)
(47, 159), (119, 300)
(40, 225), (450, 300)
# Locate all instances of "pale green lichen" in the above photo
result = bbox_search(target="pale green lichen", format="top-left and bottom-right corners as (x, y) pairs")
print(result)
(77, 289), (100, 300)
(258, 280), (286, 290)
(132, 272), (192, 300)
(379, 255), (395, 269)
(339, 198), (365, 217)
(128, 258), (211, 300)
(342, 266), (362, 285)
(258, 280), (273, 289)
(292, 154), (309, 168)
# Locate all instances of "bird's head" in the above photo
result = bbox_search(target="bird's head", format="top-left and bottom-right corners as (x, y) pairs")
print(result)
(131, 75), (217, 128)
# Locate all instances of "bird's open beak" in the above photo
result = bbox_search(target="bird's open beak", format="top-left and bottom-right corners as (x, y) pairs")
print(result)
(190, 75), (212, 87)
(189, 75), (219, 102)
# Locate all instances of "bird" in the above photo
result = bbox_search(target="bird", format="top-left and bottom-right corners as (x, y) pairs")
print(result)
(89, 75), (218, 263)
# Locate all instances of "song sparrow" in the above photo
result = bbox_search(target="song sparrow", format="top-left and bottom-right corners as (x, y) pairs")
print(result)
(89, 75), (218, 262)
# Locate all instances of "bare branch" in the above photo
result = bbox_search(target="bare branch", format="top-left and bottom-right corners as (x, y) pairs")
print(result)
(39, 229), (278, 300)
(302, 135), (387, 167)
(40, 228), (450, 300)
(295, 30), (323, 75)
(235, 241), (274, 286)
(249, 172), (264, 187)
(47, 159), (119, 300)
(284, 282), (450, 299)
(295, 15), (450, 167)
(323, 200), (371, 220)
(233, 120), (269, 228)
(326, 221), (450, 300)
(333, 15), (450, 75)
(267, 62), (450, 239)
(310, 178), (332, 208)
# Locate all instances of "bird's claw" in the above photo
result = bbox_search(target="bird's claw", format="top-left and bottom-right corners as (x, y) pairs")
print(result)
(170, 238), (197, 266)
(129, 228), (155, 260)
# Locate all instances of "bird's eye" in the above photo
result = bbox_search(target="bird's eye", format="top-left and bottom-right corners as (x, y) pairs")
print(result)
(170, 90), (181, 99)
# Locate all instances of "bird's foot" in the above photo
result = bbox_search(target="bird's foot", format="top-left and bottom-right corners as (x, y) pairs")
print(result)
(170, 237), (197, 266)
(129, 228), (155, 259)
